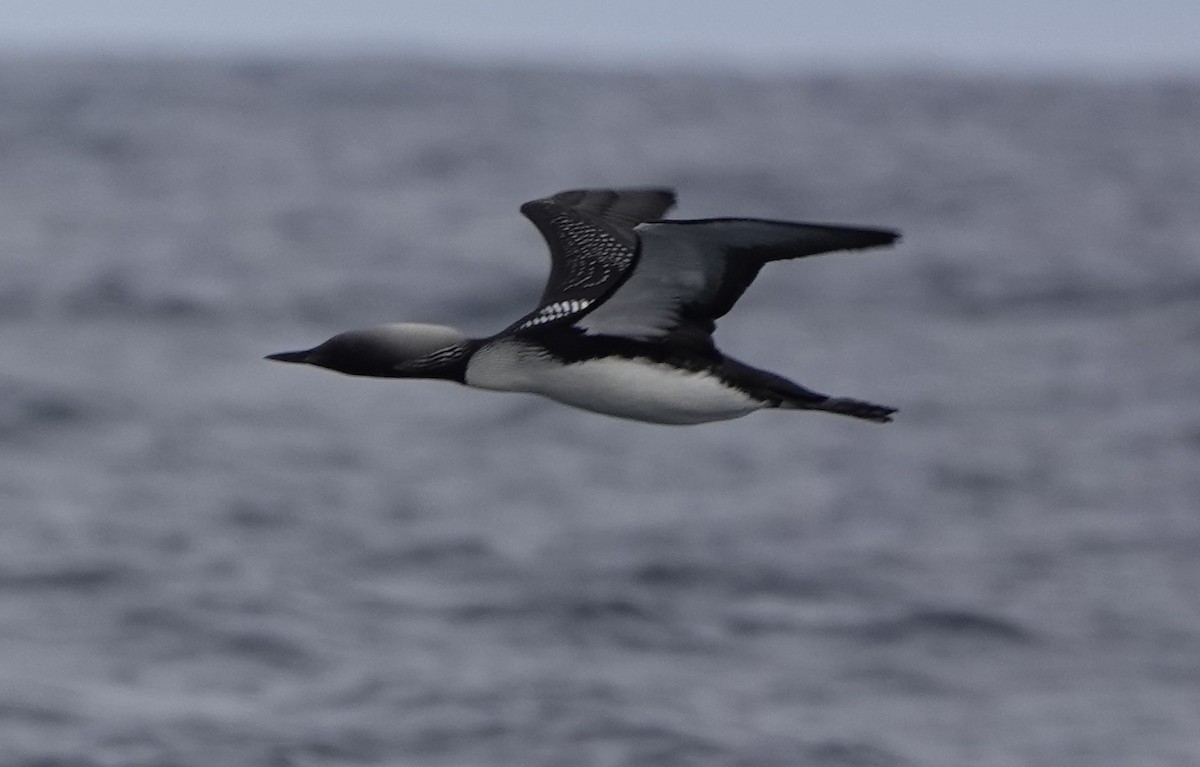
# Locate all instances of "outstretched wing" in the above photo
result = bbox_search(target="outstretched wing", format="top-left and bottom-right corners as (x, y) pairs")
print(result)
(506, 188), (677, 332)
(576, 218), (899, 342)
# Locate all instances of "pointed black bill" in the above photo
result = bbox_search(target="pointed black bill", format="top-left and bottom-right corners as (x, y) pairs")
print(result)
(265, 349), (313, 364)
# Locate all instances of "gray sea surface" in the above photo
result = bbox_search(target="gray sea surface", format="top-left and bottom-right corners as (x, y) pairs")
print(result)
(2, 57), (1199, 766)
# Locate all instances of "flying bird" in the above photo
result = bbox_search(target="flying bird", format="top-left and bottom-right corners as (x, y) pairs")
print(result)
(267, 188), (898, 425)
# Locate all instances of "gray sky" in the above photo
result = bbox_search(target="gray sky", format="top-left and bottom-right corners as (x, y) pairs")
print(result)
(2, 0), (1198, 75)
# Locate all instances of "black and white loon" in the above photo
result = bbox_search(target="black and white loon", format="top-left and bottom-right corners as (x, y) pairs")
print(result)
(267, 188), (899, 425)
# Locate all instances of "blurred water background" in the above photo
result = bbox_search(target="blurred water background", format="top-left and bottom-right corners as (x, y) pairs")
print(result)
(1, 56), (1199, 766)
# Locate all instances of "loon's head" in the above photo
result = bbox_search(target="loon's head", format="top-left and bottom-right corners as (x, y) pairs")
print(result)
(266, 323), (468, 378)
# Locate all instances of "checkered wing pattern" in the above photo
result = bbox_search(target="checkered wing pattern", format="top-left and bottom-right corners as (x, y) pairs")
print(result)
(507, 188), (676, 333)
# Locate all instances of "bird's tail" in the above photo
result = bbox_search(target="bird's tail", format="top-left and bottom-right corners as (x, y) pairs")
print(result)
(723, 358), (897, 424)
(772, 388), (896, 423)
(799, 396), (897, 424)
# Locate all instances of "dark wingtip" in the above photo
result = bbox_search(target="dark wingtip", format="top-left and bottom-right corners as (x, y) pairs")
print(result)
(809, 223), (900, 252)
(522, 187), (679, 229)
(852, 227), (901, 250)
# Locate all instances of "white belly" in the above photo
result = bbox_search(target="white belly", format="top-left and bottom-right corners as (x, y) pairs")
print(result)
(465, 345), (762, 425)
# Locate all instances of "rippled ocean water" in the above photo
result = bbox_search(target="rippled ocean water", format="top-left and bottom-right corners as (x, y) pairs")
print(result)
(2, 57), (1199, 766)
